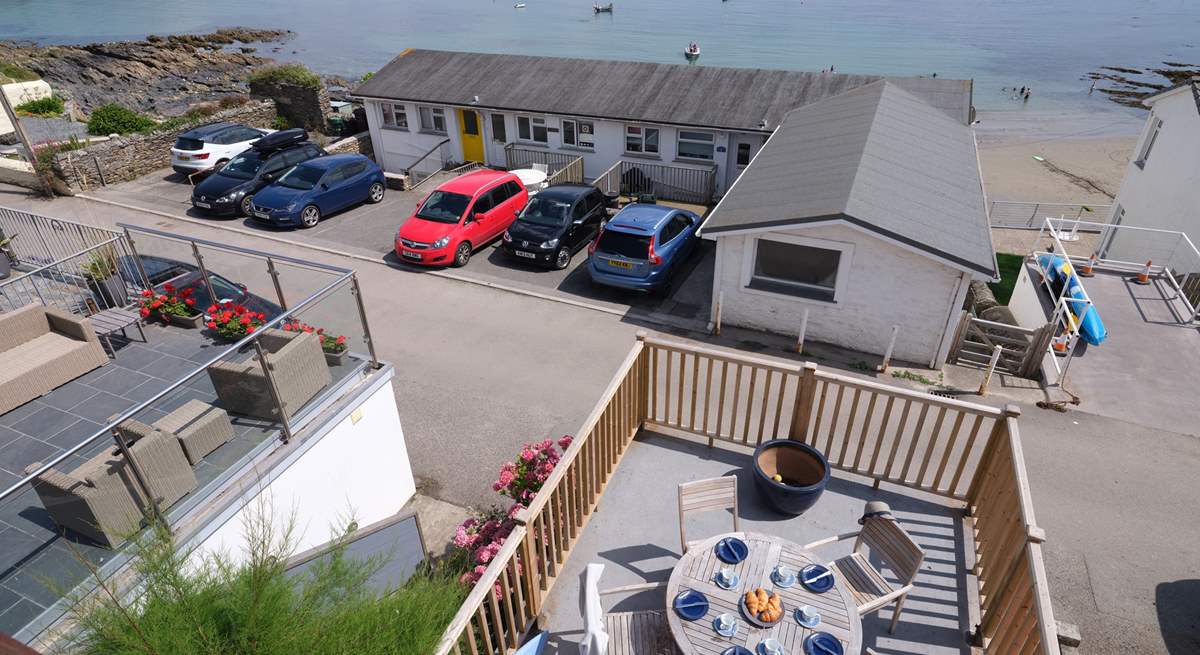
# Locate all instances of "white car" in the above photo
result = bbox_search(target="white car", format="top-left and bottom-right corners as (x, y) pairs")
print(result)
(170, 122), (273, 176)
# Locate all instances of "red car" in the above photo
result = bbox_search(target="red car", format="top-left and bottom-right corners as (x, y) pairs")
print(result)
(395, 169), (529, 267)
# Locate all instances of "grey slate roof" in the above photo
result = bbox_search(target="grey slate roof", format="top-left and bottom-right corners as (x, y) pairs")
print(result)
(701, 80), (996, 277)
(353, 49), (973, 130)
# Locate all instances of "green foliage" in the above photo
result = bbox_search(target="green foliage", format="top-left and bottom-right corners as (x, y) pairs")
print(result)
(14, 95), (64, 117)
(360, 71), (375, 82)
(891, 369), (937, 385)
(82, 246), (119, 281)
(32, 136), (86, 172)
(0, 62), (38, 83)
(87, 104), (157, 135)
(849, 360), (874, 372)
(989, 253), (1024, 305)
(68, 514), (468, 655)
(272, 115), (290, 130)
(248, 63), (322, 89)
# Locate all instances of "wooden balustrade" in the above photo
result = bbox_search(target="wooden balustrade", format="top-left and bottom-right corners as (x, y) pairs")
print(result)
(502, 144), (580, 175)
(433, 335), (1060, 655)
(545, 157), (584, 185)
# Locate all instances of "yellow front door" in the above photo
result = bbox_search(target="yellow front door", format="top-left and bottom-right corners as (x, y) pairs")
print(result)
(458, 109), (484, 162)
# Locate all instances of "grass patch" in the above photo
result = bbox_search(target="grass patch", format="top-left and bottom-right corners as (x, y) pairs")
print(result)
(989, 253), (1024, 305)
(87, 104), (157, 135)
(0, 62), (39, 83)
(248, 63), (322, 89)
(15, 95), (64, 117)
(891, 369), (942, 386)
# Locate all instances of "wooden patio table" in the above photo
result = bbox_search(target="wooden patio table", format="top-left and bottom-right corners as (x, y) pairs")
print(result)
(665, 531), (862, 655)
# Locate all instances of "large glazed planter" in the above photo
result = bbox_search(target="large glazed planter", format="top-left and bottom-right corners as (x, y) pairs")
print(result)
(751, 440), (830, 515)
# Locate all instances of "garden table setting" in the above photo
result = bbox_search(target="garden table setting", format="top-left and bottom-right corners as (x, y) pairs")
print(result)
(511, 167), (549, 191)
(665, 532), (862, 655)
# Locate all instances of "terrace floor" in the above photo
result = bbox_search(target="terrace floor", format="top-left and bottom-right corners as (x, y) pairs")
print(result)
(539, 430), (973, 655)
(0, 321), (366, 638)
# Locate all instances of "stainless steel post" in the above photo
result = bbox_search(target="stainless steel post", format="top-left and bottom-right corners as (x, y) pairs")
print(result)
(252, 337), (294, 443)
(122, 227), (153, 290)
(110, 427), (166, 525)
(266, 256), (288, 311)
(190, 241), (218, 308)
(350, 273), (379, 367)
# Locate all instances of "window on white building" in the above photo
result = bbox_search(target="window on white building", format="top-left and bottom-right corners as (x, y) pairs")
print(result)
(517, 116), (548, 143)
(490, 114), (507, 142)
(419, 106), (446, 133)
(380, 103), (408, 130)
(747, 237), (848, 302)
(562, 118), (595, 149)
(1134, 118), (1162, 169)
(677, 130), (715, 160)
(625, 125), (659, 154)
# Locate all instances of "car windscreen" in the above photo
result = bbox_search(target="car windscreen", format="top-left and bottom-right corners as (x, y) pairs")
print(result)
(518, 196), (571, 227)
(415, 191), (471, 223)
(596, 230), (651, 259)
(218, 152), (263, 180)
(174, 137), (204, 151)
(277, 164), (324, 190)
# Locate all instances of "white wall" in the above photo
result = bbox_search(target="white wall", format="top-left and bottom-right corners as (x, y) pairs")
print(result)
(192, 377), (416, 564)
(366, 100), (462, 172)
(714, 224), (969, 366)
(1104, 89), (1200, 268)
(1, 80), (52, 135)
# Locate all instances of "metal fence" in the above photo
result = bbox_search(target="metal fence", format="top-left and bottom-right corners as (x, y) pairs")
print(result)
(0, 207), (122, 270)
(594, 159), (716, 205)
(0, 237), (141, 315)
(503, 144), (579, 175)
(988, 201), (1112, 231)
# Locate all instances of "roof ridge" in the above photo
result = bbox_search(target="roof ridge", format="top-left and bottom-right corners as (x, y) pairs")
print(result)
(843, 81), (891, 210)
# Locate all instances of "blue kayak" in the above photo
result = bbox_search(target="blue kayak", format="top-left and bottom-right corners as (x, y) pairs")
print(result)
(1036, 254), (1107, 346)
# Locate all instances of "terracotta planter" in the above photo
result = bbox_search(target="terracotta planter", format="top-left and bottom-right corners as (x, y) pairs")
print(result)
(166, 312), (204, 329)
(324, 349), (347, 366)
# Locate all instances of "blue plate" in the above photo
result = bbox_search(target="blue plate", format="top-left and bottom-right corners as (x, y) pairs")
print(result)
(721, 648), (754, 655)
(673, 589), (709, 621)
(803, 632), (844, 655)
(800, 564), (835, 593)
(715, 537), (749, 564)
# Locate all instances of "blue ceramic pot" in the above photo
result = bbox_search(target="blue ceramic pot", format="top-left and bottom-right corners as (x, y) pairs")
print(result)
(751, 440), (830, 515)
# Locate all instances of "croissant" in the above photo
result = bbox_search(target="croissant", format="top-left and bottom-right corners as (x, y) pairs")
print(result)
(756, 588), (768, 607)
(767, 594), (782, 611)
(744, 591), (760, 613)
(760, 606), (783, 622)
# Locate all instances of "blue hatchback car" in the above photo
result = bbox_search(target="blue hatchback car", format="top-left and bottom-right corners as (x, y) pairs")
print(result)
(587, 203), (701, 293)
(249, 154), (385, 228)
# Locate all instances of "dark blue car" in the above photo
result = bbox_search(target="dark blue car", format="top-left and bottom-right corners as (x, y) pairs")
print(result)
(587, 203), (700, 293)
(249, 154), (385, 228)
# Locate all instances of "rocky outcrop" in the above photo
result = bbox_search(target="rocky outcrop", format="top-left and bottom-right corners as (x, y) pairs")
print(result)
(0, 28), (292, 117)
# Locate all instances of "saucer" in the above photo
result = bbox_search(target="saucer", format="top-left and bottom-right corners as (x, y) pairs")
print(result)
(771, 569), (797, 588)
(795, 606), (821, 628)
(713, 613), (739, 637)
(715, 572), (741, 590)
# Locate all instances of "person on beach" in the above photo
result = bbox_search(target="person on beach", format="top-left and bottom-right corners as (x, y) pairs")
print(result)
(1023, 87), (1032, 102)
(1019, 86), (1026, 96)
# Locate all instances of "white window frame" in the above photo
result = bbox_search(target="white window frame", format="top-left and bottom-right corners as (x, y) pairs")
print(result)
(418, 106), (447, 134)
(516, 115), (548, 144)
(561, 118), (595, 149)
(380, 102), (408, 130)
(739, 233), (853, 304)
(676, 130), (716, 161)
(624, 125), (660, 155)
(1134, 117), (1162, 169)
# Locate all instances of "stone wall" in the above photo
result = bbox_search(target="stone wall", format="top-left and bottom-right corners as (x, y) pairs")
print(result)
(249, 80), (328, 132)
(324, 131), (373, 158)
(50, 100), (275, 190)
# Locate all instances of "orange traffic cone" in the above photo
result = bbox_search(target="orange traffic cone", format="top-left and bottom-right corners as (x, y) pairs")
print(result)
(1078, 254), (1096, 277)
(1133, 260), (1152, 285)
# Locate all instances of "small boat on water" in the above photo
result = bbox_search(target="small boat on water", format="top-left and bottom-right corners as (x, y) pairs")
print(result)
(514, 2), (526, 7)
(684, 41), (701, 60)
(593, 3), (613, 13)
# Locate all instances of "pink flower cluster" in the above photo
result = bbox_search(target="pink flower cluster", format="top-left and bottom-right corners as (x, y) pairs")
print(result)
(451, 435), (574, 589)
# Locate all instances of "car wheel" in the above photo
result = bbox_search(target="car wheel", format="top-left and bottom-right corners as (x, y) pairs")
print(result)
(300, 205), (321, 229)
(240, 195), (254, 216)
(367, 182), (385, 204)
(452, 242), (472, 267)
(553, 246), (572, 270)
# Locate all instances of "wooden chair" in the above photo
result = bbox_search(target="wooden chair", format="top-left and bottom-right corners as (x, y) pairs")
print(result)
(581, 562), (676, 655)
(677, 476), (739, 554)
(803, 502), (924, 633)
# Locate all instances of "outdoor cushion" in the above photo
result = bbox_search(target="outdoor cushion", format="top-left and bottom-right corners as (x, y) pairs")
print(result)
(0, 303), (51, 352)
(0, 333), (91, 382)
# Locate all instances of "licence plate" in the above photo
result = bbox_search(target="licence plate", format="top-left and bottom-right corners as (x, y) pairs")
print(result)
(194, 201), (211, 209)
(177, 155), (190, 161)
(514, 250), (537, 259)
(608, 259), (634, 269)
(401, 251), (423, 260)
(253, 210), (270, 219)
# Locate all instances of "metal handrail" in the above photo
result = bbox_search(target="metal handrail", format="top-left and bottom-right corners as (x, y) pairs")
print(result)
(405, 138), (452, 189)
(0, 234), (125, 285)
(0, 270), (357, 502)
(117, 223), (352, 275)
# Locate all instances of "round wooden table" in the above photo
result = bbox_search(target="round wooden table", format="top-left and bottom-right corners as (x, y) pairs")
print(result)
(666, 532), (862, 655)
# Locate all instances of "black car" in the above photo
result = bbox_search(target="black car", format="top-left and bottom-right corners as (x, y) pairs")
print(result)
(190, 129), (326, 217)
(126, 254), (283, 319)
(500, 184), (608, 269)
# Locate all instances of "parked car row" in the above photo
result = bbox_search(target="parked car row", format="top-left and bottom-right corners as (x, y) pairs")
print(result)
(183, 127), (384, 227)
(395, 169), (701, 294)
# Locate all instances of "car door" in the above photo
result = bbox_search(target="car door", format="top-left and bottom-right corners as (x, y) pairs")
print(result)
(656, 214), (692, 272)
(565, 198), (591, 251)
(580, 190), (606, 246)
(491, 181), (523, 237)
(258, 153), (290, 190)
(314, 166), (347, 213)
(481, 184), (513, 241)
(342, 161), (371, 204)
(464, 188), (495, 245)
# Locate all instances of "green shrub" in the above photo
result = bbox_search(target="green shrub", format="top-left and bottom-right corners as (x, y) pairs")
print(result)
(248, 63), (322, 89)
(0, 62), (38, 83)
(15, 95), (64, 117)
(87, 104), (157, 135)
(68, 516), (467, 655)
(272, 115), (290, 130)
(32, 136), (86, 172)
(360, 71), (375, 82)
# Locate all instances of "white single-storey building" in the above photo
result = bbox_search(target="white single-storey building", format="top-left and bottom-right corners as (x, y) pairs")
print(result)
(352, 50), (973, 200)
(700, 81), (997, 367)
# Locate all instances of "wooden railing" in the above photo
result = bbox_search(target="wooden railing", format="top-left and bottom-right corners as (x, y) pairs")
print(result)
(947, 311), (1053, 379)
(433, 335), (1059, 654)
(503, 144), (579, 175)
(593, 160), (621, 195)
(545, 156), (584, 186)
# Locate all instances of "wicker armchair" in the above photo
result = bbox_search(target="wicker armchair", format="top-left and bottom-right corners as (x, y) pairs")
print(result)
(206, 329), (332, 421)
(112, 421), (200, 508)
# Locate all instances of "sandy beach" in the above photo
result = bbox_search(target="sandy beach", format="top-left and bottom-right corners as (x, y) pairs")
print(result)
(975, 108), (1144, 205)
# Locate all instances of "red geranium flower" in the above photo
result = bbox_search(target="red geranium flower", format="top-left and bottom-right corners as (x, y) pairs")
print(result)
(140, 289), (153, 298)
(246, 325), (255, 334)
(184, 298), (195, 306)
(206, 320), (217, 329)
(163, 283), (175, 294)
(140, 308), (151, 318)
(207, 304), (218, 314)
